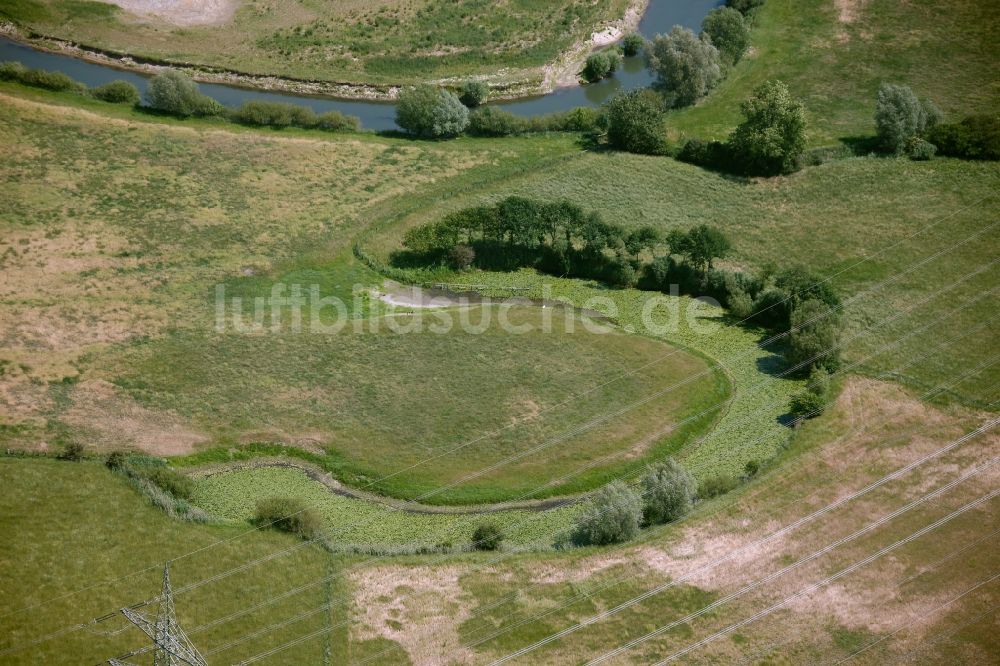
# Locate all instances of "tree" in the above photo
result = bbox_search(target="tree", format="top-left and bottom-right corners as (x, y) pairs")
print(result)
(729, 80), (806, 175)
(625, 225), (662, 259)
(448, 244), (476, 270)
(789, 389), (826, 421)
(472, 522), (504, 550)
(604, 89), (667, 154)
(671, 225), (731, 275)
(642, 459), (697, 524)
(645, 26), (722, 108)
(727, 0), (765, 14)
(874, 83), (940, 154)
(396, 85), (469, 139)
(574, 481), (643, 545)
(583, 50), (620, 82)
(459, 80), (489, 107)
(621, 33), (645, 57)
(147, 70), (222, 117)
(787, 298), (841, 374)
(91, 80), (141, 105)
(702, 6), (751, 65)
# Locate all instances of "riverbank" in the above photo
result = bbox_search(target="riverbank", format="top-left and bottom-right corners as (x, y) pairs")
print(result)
(0, 0), (647, 103)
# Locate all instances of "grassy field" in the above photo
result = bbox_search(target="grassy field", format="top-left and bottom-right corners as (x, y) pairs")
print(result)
(367, 151), (1000, 409)
(0, 457), (344, 664)
(669, 0), (1000, 145)
(1, 0), (632, 89)
(101, 305), (727, 504)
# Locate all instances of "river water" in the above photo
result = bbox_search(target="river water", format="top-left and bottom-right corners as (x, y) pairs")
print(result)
(0, 0), (722, 130)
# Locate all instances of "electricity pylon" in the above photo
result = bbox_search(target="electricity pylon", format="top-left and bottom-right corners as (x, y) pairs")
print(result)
(109, 563), (207, 666)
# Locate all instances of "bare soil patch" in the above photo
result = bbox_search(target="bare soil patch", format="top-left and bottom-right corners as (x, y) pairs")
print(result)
(105, 0), (239, 26)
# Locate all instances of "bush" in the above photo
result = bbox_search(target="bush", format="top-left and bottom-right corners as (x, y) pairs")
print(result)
(459, 80), (488, 107)
(789, 389), (827, 421)
(744, 459), (760, 478)
(253, 496), (323, 540)
(105, 450), (128, 470)
(787, 298), (841, 374)
(472, 522), (503, 551)
(91, 80), (140, 105)
(928, 115), (1000, 160)
(231, 100), (295, 127)
(57, 441), (86, 461)
(642, 459), (697, 525)
(874, 83), (938, 154)
(726, 0), (765, 14)
(645, 26), (722, 108)
(805, 365), (832, 398)
(574, 481), (643, 545)
(316, 110), (360, 131)
(728, 289), (754, 319)
(583, 50), (620, 82)
(676, 136), (733, 170)
(448, 244), (475, 270)
(906, 137), (936, 160)
(729, 80), (806, 175)
(604, 89), (667, 155)
(147, 70), (222, 117)
(621, 33), (645, 57)
(698, 473), (738, 499)
(468, 106), (526, 136)
(702, 6), (751, 65)
(396, 85), (469, 138)
(0, 61), (87, 93)
(143, 465), (195, 500)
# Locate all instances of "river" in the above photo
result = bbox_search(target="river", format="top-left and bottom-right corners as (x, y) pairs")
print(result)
(0, 0), (722, 131)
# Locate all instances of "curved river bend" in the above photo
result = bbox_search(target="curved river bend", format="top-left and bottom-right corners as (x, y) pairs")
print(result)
(0, 1), (721, 129)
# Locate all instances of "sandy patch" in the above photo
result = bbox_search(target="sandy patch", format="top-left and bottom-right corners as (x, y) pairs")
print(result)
(835, 0), (867, 23)
(105, 0), (239, 26)
(350, 565), (476, 665)
(61, 379), (208, 455)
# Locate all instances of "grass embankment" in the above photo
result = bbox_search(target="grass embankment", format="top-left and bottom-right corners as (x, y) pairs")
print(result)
(670, 0), (1000, 145)
(368, 151), (1000, 409)
(0, 458), (344, 664)
(1, 0), (631, 89)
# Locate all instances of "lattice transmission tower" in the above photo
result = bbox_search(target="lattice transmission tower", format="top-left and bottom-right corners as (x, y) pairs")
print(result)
(108, 563), (207, 666)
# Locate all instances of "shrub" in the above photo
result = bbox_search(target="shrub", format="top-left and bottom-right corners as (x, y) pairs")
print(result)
(91, 80), (140, 105)
(728, 289), (754, 319)
(806, 365), (832, 398)
(396, 85), (469, 138)
(448, 244), (475, 270)
(57, 441), (86, 461)
(645, 26), (722, 108)
(789, 389), (827, 421)
(143, 465), (195, 500)
(583, 50), (620, 82)
(316, 110), (360, 131)
(744, 459), (760, 478)
(574, 481), (643, 545)
(729, 80), (806, 175)
(702, 6), (751, 65)
(788, 298), (841, 374)
(642, 459), (697, 525)
(621, 33), (645, 57)
(0, 61), (87, 93)
(604, 89), (667, 155)
(874, 83), (939, 154)
(698, 473), (738, 499)
(147, 70), (221, 117)
(726, 0), (765, 14)
(928, 115), (1000, 160)
(906, 137), (936, 161)
(253, 496), (323, 540)
(231, 100), (295, 127)
(468, 106), (526, 136)
(105, 450), (127, 470)
(459, 80), (489, 107)
(676, 136), (733, 170)
(472, 522), (503, 551)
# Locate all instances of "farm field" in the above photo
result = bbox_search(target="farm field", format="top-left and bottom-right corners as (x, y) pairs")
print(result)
(1, 0), (998, 663)
(0, 0), (633, 91)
